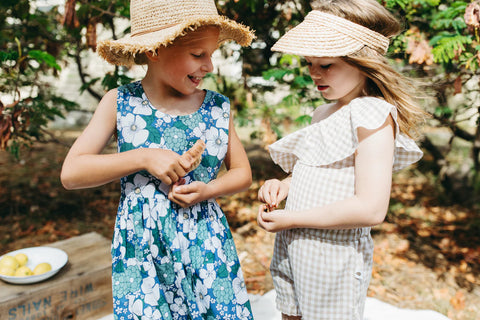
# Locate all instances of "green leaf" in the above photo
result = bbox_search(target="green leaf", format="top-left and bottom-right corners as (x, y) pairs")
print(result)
(430, 33), (472, 64)
(293, 75), (312, 87)
(294, 114), (312, 126)
(431, 2), (467, 23)
(279, 54), (300, 66)
(80, 77), (100, 93)
(262, 68), (291, 81)
(0, 50), (19, 62)
(434, 106), (453, 118)
(28, 50), (61, 70)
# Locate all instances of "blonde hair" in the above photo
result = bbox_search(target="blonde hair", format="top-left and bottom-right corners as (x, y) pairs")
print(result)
(311, 0), (428, 138)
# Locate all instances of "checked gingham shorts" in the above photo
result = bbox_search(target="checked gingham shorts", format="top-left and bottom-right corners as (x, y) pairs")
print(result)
(271, 226), (374, 320)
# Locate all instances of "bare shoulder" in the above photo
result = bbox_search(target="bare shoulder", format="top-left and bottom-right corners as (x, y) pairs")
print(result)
(100, 88), (118, 105)
(92, 88), (118, 115)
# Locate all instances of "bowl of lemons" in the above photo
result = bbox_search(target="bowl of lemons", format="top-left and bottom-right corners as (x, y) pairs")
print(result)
(0, 247), (68, 284)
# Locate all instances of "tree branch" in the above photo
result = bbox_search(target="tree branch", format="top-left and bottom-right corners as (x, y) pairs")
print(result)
(432, 114), (475, 142)
(419, 135), (444, 173)
(73, 46), (102, 102)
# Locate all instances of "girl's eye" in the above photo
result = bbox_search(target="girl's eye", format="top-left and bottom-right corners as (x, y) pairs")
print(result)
(191, 53), (203, 58)
(320, 64), (332, 69)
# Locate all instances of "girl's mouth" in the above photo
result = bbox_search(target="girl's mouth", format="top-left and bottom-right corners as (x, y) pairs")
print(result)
(317, 85), (329, 91)
(188, 75), (202, 86)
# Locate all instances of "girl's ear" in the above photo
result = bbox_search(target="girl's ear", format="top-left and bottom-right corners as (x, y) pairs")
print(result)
(145, 50), (159, 62)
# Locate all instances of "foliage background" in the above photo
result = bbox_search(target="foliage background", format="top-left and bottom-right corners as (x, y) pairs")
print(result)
(1, 1), (480, 319)
(1, 0), (480, 203)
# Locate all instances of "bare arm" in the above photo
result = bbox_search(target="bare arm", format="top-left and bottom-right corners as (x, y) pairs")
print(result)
(257, 115), (395, 232)
(208, 114), (252, 196)
(61, 89), (189, 189)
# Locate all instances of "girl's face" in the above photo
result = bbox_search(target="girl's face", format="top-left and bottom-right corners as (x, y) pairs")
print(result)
(305, 56), (366, 106)
(147, 26), (220, 96)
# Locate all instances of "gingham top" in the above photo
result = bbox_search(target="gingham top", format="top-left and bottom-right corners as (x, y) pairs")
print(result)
(269, 97), (423, 212)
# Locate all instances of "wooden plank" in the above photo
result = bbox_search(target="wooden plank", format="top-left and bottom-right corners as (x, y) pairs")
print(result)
(0, 232), (113, 320)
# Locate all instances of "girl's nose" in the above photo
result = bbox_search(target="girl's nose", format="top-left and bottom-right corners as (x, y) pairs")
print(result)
(310, 72), (322, 81)
(202, 57), (214, 73)
(308, 66), (322, 79)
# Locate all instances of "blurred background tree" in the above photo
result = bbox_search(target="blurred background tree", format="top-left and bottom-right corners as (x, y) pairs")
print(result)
(382, 0), (480, 204)
(1, 0), (479, 204)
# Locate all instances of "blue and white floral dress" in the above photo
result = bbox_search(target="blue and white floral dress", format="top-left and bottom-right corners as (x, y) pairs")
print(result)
(111, 81), (253, 320)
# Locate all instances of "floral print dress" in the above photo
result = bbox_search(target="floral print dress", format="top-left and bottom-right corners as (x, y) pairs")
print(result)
(111, 81), (253, 320)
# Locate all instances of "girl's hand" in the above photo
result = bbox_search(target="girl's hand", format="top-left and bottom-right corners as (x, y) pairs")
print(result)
(257, 206), (294, 233)
(144, 140), (205, 185)
(143, 149), (192, 185)
(258, 179), (289, 210)
(168, 179), (209, 208)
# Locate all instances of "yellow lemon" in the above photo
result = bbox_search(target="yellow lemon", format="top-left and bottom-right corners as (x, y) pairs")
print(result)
(33, 262), (52, 275)
(0, 266), (15, 276)
(14, 253), (28, 267)
(0, 255), (19, 270)
(14, 266), (33, 277)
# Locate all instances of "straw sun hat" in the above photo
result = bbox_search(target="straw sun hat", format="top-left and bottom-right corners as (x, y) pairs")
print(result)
(271, 10), (390, 57)
(97, 0), (255, 66)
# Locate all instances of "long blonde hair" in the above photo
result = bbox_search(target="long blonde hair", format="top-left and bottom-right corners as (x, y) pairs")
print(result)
(312, 0), (428, 138)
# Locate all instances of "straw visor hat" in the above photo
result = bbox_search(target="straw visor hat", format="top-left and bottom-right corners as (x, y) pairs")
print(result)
(97, 0), (255, 66)
(272, 10), (390, 57)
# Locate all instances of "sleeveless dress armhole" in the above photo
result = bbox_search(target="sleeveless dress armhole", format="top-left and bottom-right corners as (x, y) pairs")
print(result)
(269, 97), (423, 173)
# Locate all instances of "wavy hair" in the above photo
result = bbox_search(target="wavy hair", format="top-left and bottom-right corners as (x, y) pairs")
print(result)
(311, 0), (428, 138)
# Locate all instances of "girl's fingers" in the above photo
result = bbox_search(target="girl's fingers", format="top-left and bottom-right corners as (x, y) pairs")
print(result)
(168, 189), (186, 207)
(260, 184), (273, 203)
(259, 188), (278, 209)
(172, 178), (186, 188)
(162, 175), (173, 185)
(173, 165), (187, 181)
(166, 171), (178, 184)
(258, 205), (272, 220)
(266, 186), (278, 207)
(257, 185), (266, 201)
(257, 206), (266, 228)
(173, 183), (191, 194)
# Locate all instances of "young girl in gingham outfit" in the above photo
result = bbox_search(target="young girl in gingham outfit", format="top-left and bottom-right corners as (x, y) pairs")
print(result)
(257, 0), (427, 319)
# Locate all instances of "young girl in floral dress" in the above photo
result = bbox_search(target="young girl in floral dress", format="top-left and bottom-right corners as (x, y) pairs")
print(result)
(61, 0), (255, 319)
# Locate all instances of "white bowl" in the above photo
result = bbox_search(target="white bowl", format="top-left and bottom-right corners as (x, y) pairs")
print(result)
(0, 246), (68, 284)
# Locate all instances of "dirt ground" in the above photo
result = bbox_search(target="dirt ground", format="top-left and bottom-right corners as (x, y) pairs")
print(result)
(0, 134), (479, 319)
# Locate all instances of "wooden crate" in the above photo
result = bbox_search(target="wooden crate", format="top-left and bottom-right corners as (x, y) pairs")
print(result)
(0, 232), (113, 320)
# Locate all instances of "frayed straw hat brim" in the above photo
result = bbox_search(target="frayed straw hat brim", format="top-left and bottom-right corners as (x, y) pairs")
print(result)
(98, 16), (254, 66)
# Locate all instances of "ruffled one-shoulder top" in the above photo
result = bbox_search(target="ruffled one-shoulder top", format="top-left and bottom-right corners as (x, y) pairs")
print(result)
(268, 97), (423, 212)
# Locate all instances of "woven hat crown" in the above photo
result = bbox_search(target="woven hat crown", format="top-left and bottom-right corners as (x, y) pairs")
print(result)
(130, 0), (219, 37)
(97, 0), (255, 66)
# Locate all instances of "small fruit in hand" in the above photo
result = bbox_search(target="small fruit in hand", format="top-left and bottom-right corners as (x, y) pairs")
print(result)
(15, 266), (33, 277)
(0, 255), (19, 270)
(14, 253), (28, 267)
(33, 262), (52, 275)
(181, 140), (206, 172)
(0, 266), (15, 276)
